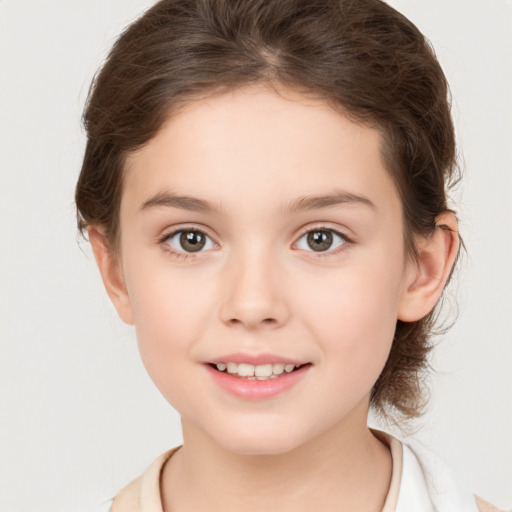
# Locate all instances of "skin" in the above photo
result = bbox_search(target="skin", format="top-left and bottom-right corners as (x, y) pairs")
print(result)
(90, 85), (459, 511)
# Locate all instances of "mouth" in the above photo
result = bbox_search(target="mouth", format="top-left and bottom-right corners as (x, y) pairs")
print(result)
(208, 362), (310, 380)
(205, 359), (312, 399)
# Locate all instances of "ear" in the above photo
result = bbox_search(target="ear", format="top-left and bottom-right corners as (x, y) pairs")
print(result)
(398, 212), (460, 322)
(88, 227), (134, 325)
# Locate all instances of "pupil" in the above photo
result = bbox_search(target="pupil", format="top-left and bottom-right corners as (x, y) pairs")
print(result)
(181, 231), (205, 252)
(307, 230), (332, 252)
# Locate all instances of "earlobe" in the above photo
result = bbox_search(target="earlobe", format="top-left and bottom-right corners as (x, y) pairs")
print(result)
(88, 227), (135, 325)
(398, 212), (460, 322)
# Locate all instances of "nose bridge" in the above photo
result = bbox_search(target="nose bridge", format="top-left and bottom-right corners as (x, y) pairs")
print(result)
(218, 237), (289, 330)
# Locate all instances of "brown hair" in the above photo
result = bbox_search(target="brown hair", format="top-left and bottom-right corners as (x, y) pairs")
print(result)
(76, 0), (460, 421)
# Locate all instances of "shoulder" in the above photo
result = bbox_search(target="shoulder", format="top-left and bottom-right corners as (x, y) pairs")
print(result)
(110, 475), (143, 512)
(475, 496), (508, 512)
(110, 447), (180, 512)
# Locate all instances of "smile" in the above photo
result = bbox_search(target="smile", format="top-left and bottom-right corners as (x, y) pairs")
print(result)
(205, 359), (311, 400)
(213, 362), (305, 380)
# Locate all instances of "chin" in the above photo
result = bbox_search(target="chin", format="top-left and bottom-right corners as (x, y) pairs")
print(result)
(206, 417), (311, 456)
(221, 435), (301, 456)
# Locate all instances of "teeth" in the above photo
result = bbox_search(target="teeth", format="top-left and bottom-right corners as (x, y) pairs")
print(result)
(254, 364), (273, 377)
(272, 363), (285, 375)
(237, 363), (255, 377)
(216, 362), (301, 378)
(226, 362), (238, 374)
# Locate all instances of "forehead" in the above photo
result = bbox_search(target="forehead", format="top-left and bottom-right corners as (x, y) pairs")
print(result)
(122, 85), (400, 220)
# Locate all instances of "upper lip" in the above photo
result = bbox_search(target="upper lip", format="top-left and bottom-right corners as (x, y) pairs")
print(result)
(207, 353), (308, 366)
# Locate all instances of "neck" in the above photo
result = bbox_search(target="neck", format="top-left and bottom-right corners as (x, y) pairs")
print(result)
(161, 404), (392, 512)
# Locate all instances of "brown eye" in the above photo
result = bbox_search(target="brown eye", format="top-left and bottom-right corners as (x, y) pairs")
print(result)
(296, 228), (347, 253)
(307, 230), (333, 251)
(164, 229), (215, 254)
(180, 231), (206, 252)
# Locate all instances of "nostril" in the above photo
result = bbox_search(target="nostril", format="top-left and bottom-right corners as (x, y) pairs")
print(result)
(226, 317), (277, 327)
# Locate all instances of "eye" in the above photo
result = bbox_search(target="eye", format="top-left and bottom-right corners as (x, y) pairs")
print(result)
(295, 228), (348, 254)
(162, 228), (216, 256)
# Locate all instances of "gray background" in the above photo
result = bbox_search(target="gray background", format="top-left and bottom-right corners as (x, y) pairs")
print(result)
(1, 0), (511, 510)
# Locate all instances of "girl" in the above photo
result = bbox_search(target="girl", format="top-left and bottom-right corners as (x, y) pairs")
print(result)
(75, 0), (503, 510)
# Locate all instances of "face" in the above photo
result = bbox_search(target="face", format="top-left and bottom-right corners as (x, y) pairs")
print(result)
(115, 85), (413, 454)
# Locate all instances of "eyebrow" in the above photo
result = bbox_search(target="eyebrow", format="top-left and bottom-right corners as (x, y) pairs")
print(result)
(139, 189), (376, 214)
(140, 192), (214, 213)
(285, 190), (375, 212)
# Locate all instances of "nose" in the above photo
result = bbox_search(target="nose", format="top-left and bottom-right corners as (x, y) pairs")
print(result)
(218, 246), (290, 331)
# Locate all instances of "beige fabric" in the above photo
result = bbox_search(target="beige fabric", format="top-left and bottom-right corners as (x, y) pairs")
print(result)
(475, 495), (507, 512)
(378, 431), (403, 512)
(110, 474), (142, 512)
(111, 447), (179, 512)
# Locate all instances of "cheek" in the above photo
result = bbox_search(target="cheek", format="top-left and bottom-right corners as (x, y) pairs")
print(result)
(125, 266), (211, 390)
(301, 250), (405, 379)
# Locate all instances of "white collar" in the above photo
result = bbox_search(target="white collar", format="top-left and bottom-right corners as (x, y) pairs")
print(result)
(396, 435), (478, 512)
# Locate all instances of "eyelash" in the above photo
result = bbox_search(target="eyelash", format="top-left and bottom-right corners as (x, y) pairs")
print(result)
(158, 225), (353, 261)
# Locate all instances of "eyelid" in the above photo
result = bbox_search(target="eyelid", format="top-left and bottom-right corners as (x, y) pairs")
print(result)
(296, 223), (353, 241)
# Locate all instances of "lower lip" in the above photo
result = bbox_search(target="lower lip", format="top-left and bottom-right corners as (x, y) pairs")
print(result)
(205, 364), (310, 400)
